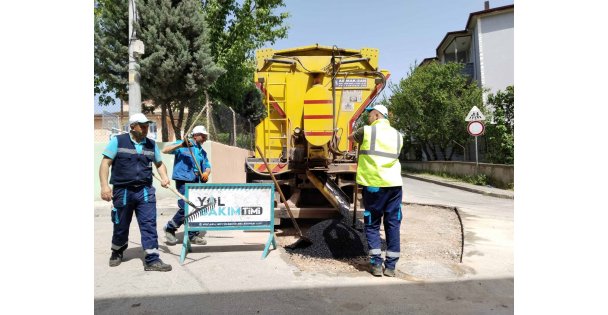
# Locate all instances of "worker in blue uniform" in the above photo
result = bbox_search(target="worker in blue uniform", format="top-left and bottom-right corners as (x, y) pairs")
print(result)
(99, 113), (172, 272)
(162, 125), (212, 246)
(348, 104), (404, 277)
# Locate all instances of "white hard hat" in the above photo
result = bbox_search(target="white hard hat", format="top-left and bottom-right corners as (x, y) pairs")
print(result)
(191, 125), (208, 135)
(129, 113), (153, 125)
(365, 104), (389, 118)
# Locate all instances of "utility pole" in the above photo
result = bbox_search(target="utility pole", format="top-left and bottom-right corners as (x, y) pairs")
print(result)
(128, 0), (144, 115)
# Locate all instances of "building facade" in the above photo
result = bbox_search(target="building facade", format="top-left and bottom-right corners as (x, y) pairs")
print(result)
(414, 3), (513, 162)
(434, 3), (514, 103)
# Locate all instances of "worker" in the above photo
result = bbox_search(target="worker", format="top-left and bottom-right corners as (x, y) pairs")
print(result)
(348, 104), (403, 277)
(162, 125), (211, 246)
(99, 113), (173, 272)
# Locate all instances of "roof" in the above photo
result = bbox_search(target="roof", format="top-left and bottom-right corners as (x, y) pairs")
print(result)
(419, 57), (438, 67)
(465, 4), (514, 30)
(435, 4), (514, 56)
(435, 30), (470, 57)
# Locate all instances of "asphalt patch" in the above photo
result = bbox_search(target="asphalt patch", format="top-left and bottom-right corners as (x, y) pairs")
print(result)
(286, 218), (386, 259)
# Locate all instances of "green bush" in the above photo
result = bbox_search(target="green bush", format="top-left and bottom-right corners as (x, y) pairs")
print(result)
(464, 173), (488, 186)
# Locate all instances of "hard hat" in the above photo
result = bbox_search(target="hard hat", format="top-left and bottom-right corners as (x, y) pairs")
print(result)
(191, 125), (209, 136)
(129, 113), (153, 125)
(365, 104), (389, 118)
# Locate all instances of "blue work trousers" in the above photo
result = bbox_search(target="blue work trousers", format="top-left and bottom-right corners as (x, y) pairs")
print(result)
(165, 179), (201, 239)
(362, 186), (403, 270)
(111, 185), (160, 265)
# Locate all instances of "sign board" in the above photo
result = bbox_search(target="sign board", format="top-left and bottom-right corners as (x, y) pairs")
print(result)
(181, 183), (276, 262)
(465, 106), (486, 122)
(467, 121), (485, 136)
(334, 78), (367, 88)
(340, 89), (362, 112)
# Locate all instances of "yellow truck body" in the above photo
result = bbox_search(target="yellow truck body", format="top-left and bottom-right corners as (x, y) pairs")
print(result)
(246, 44), (390, 219)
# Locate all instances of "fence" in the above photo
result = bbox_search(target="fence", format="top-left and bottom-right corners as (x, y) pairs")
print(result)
(203, 102), (255, 151)
(93, 103), (256, 149)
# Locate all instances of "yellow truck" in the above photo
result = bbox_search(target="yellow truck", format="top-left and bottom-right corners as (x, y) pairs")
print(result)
(246, 44), (390, 220)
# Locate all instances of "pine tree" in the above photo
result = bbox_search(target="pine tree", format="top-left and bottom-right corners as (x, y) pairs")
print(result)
(94, 0), (129, 106)
(135, 0), (225, 140)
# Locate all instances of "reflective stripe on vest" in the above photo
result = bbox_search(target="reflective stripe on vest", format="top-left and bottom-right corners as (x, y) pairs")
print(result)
(356, 119), (403, 187)
(358, 124), (402, 159)
(117, 147), (155, 158)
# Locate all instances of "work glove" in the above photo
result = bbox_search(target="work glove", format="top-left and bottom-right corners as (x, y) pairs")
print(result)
(201, 171), (209, 183)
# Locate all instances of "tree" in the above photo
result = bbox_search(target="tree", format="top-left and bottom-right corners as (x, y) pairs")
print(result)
(94, 0), (128, 106)
(135, 0), (225, 141)
(484, 86), (514, 164)
(389, 62), (484, 161)
(203, 0), (289, 120)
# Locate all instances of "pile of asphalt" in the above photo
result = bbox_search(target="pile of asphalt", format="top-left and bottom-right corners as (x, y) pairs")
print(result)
(286, 218), (386, 259)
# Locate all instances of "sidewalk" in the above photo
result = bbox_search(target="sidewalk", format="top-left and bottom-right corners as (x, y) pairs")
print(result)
(402, 172), (514, 199)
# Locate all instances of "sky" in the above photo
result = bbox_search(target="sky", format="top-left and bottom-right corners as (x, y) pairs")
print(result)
(95, 0), (515, 114)
(272, 0), (515, 92)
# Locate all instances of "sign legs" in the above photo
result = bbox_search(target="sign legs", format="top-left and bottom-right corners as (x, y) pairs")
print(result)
(261, 232), (277, 259)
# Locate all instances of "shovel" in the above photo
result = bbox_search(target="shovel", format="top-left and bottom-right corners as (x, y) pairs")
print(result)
(255, 145), (313, 249)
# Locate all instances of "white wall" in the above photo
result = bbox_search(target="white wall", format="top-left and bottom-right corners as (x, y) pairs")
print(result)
(478, 11), (514, 95)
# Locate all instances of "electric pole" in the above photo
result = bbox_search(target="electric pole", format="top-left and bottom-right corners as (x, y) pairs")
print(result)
(128, 0), (144, 115)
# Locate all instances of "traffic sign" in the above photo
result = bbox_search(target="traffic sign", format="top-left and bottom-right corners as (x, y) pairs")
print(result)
(465, 106), (486, 122)
(467, 121), (485, 136)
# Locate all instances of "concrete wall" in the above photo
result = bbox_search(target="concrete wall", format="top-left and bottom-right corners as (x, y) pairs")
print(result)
(403, 161), (513, 189)
(208, 141), (252, 184)
(93, 141), (250, 201)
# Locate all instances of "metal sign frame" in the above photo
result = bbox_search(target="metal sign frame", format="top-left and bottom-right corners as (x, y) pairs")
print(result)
(467, 121), (485, 136)
(181, 183), (276, 263)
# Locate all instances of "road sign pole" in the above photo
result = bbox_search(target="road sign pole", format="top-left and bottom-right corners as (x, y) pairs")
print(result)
(475, 135), (479, 168)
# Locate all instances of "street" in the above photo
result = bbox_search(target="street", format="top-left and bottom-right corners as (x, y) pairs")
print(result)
(94, 176), (514, 314)
(404, 177), (514, 280)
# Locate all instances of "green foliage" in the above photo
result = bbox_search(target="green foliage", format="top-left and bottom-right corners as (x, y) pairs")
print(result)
(389, 61), (484, 161)
(236, 133), (253, 150)
(203, 0), (289, 120)
(94, 0), (129, 105)
(484, 86), (514, 164)
(213, 132), (252, 150)
(94, 0), (287, 139)
(403, 167), (489, 187)
(135, 0), (224, 103)
(215, 132), (231, 144)
(464, 173), (488, 186)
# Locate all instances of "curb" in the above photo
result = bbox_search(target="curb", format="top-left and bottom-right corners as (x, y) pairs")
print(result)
(402, 173), (514, 200)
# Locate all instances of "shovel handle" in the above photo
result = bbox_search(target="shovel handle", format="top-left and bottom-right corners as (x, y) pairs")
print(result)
(152, 173), (197, 208)
(255, 145), (304, 237)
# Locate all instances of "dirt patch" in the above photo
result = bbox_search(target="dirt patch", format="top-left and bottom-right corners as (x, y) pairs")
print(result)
(275, 204), (462, 279)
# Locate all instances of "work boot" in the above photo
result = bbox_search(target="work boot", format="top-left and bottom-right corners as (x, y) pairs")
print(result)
(370, 264), (383, 277)
(109, 244), (127, 267)
(190, 234), (207, 245)
(164, 225), (178, 245)
(109, 251), (123, 267)
(383, 268), (396, 277)
(144, 259), (172, 272)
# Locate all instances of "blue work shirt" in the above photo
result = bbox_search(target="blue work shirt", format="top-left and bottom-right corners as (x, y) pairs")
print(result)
(102, 135), (163, 163)
(169, 140), (211, 182)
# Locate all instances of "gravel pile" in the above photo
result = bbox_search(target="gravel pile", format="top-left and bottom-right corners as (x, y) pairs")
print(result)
(286, 218), (386, 259)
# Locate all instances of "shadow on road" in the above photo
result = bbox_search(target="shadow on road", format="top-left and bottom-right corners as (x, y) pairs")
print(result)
(95, 277), (514, 314)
